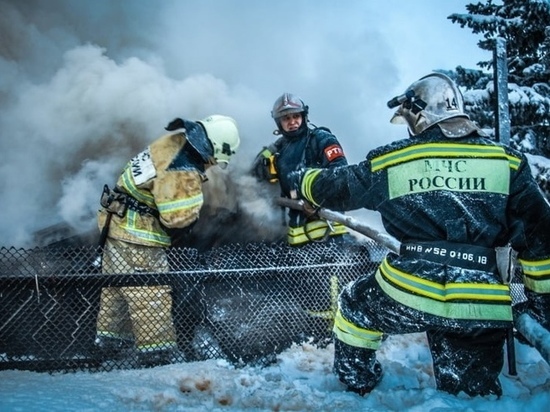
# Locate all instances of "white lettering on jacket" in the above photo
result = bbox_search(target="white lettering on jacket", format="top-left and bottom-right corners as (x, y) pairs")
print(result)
(130, 147), (156, 185)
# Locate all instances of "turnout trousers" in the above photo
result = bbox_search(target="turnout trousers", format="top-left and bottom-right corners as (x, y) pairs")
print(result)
(96, 238), (177, 352)
(333, 271), (508, 396)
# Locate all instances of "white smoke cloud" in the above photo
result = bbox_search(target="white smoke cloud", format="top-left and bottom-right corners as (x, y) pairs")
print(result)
(0, 0), (485, 247)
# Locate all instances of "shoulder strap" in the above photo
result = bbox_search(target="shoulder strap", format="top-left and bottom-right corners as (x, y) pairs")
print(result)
(307, 126), (332, 159)
(312, 125), (332, 134)
(272, 136), (286, 152)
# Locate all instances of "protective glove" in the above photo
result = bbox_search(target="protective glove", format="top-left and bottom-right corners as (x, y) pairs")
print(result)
(301, 199), (320, 219)
(287, 169), (321, 219)
(286, 169), (319, 218)
(287, 169), (305, 200)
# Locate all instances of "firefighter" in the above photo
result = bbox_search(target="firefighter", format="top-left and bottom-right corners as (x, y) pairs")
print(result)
(286, 73), (550, 396)
(251, 93), (350, 246)
(95, 114), (240, 367)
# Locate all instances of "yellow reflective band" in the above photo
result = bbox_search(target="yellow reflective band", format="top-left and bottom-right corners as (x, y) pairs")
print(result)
(523, 277), (550, 293)
(97, 331), (126, 339)
(520, 257), (550, 277)
(375, 269), (513, 321)
(380, 258), (511, 302)
(306, 275), (340, 321)
(157, 192), (204, 214)
(121, 168), (155, 205)
(122, 210), (171, 246)
(371, 143), (521, 172)
(332, 308), (383, 349)
(520, 257), (550, 293)
(137, 341), (178, 352)
(301, 168), (323, 206)
(287, 221), (348, 245)
(260, 148), (272, 158)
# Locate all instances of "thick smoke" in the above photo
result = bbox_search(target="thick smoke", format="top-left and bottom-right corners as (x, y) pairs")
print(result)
(0, 0), (482, 247)
(0, 40), (272, 246)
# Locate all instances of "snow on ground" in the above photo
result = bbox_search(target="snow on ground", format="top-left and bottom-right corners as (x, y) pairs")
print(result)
(1, 333), (549, 412)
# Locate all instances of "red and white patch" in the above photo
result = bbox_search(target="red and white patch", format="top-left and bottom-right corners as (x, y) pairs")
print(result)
(324, 144), (345, 162)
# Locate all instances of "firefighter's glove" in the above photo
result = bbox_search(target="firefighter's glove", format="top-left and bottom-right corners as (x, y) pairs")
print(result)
(302, 199), (321, 219)
(287, 169), (305, 200)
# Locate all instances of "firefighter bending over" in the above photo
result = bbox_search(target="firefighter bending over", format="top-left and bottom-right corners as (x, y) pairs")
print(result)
(287, 73), (550, 396)
(96, 115), (240, 367)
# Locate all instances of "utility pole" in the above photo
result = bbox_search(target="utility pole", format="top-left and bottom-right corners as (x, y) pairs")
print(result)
(493, 37), (511, 145)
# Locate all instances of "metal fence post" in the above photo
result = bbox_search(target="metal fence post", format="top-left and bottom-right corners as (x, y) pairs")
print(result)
(493, 37), (511, 145)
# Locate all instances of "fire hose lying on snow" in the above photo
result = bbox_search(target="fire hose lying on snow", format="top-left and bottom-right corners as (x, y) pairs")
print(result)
(275, 197), (550, 370)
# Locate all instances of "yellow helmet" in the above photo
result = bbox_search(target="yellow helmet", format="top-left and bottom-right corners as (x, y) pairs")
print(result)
(197, 115), (241, 166)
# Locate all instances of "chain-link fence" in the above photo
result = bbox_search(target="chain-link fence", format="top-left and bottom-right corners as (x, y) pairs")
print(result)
(0, 240), (529, 373)
(0, 240), (381, 372)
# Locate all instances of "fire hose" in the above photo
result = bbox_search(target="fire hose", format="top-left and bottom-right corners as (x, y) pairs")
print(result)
(275, 197), (550, 369)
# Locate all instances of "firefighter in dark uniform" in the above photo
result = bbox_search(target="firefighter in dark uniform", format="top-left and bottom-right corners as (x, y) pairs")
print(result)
(252, 93), (350, 246)
(287, 73), (550, 396)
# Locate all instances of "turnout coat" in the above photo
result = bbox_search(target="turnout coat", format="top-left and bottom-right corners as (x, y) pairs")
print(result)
(296, 127), (550, 336)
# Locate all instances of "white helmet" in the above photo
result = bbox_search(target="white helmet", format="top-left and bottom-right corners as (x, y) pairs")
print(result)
(197, 115), (240, 166)
(388, 72), (483, 138)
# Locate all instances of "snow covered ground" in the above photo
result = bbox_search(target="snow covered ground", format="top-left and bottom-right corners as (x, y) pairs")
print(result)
(1, 332), (548, 411)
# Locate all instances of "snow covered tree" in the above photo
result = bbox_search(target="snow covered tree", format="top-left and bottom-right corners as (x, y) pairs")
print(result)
(448, 0), (550, 157)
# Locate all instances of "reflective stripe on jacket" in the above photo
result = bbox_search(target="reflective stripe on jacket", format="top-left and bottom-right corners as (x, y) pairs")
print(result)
(99, 132), (206, 247)
(299, 128), (550, 321)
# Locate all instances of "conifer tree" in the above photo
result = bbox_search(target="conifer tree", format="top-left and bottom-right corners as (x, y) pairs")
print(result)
(448, 0), (550, 158)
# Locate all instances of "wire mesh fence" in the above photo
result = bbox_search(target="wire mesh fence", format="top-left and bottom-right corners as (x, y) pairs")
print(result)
(0, 240), (528, 373)
(0, 240), (380, 372)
